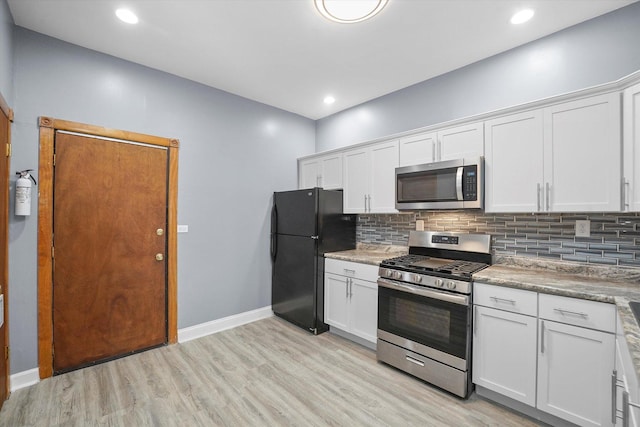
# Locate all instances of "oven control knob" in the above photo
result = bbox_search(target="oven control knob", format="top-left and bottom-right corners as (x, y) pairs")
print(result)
(435, 279), (444, 287)
(394, 271), (403, 280)
(446, 281), (456, 290)
(386, 269), (394, 277)
(413, 274), (422, 283)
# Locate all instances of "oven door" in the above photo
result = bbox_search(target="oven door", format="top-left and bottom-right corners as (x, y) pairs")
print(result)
(377, 278), (470, 370)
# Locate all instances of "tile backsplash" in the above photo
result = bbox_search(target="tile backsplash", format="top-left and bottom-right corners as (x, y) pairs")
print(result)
(357, 211), (640, 268)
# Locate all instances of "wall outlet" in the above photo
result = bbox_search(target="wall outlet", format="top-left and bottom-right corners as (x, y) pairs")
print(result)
(177, 225), (189, 233)
(415, 220), (424, 231)
(575, 220), (590, 238)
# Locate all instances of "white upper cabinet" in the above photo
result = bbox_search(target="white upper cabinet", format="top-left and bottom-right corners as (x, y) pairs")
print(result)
(438, 121), (484, 161)
(485, 110), (545, 212)
(343, 139), (399, 214)
(298, 152), (343, 190)
(544, 92), (621, 212)
(624, 82), (640, 211)
(485, 92), (621, 213)
(399, 131), (437, 167)
(398, 122), (484, 167)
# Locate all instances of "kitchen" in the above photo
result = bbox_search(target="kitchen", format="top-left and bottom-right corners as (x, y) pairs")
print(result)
(2, 0), (640, 425)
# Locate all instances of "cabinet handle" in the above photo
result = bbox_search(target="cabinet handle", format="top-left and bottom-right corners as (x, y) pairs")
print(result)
(364, 195), (367, 212)
(317, 174), (322, 187)
(613, 370), (618, 424)
(489, 296), (516, 305)
(344, 269), (355, 275)
(432, 142), (436, 161)
(624, 178), (630, 210)
(474, 306), (478, 335)
(537, 183), (541, 212)
(540, 320), (545, 354)
(345, 278), (349, 299)
(437, 140), (441, 160)
(545, 182), (551, 211)
(553, 308), (588, 318)
(367, 194), (371, 212)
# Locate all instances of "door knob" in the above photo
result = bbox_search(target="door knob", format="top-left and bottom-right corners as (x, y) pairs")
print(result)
(156, 228), (164, 236)
(155, 253), (164, 261)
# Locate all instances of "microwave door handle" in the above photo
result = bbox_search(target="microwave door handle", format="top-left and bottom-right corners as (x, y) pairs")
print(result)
(456, 166), (464, 201)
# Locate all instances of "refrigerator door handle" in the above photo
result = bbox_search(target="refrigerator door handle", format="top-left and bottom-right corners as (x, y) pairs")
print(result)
(270, 203), (278, 262)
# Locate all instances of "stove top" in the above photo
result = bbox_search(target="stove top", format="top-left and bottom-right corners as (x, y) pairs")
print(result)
(377, 231), (492, 294)
(380, 254), (489, 279)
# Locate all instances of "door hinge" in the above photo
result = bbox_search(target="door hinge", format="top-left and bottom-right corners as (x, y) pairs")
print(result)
(51, 246), (54, 259)
(53, 154), (56, 166)
(5, 143), (10, 158)
(4, 346), (8, 360)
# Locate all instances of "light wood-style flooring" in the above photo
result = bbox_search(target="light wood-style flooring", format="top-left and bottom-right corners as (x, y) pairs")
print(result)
(0, 317), (544, 426)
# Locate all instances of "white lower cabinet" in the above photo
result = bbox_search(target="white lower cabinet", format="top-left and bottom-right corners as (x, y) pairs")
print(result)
(615, 312), (640, 427)
(473, 305), (537, 406)
(324, 259), (379, 344)
(537, 319), (615, 427)
(473, 282), (617, 427)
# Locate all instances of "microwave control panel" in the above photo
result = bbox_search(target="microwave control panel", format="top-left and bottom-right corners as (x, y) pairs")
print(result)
(463, 166), (478, 201)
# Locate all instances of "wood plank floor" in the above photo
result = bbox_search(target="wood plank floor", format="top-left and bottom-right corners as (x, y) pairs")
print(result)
(0, 317), (544, 426)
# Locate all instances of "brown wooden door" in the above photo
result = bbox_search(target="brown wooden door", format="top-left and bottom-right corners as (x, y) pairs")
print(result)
(52, 131), (168, 372)
(0, 99), (11, 405)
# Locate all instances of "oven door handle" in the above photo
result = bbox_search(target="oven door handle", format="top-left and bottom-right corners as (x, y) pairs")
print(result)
(377, 278), (469, 306)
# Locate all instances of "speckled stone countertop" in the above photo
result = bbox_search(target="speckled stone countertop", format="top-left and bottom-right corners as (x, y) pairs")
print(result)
(324, 243), (408, 266)
(475, 256), (640, 381)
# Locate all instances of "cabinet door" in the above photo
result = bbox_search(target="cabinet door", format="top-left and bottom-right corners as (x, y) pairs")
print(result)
(438, 122), (484, 161)
(472, 306), (537, 406)
(348, 278), (378, 343)
(342, 147), (369, 213)
(299, 158), (320, 189)
(320, 153), (343, 190)
(544, 93), (621, 212)
(324, 273), (349, 331)
(538, 320), (615, 427)
(484, 110), (544, 212)
(369, 140), (399, 213)
(399, 132), (436, 166)
(624, 82), (640, 212)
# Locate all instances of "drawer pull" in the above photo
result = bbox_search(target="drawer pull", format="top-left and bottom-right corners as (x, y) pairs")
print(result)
(490, 296), (516, 305)
(405, 355), (425, 367)
(344, 269), (356, 275)
(553, 308), (588, 318)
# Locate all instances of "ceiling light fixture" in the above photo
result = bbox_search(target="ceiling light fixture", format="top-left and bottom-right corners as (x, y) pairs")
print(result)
(116, 8), (139, 24)
(314, 0), (388, 24)
(510, 8), (534, 25)
(324, 95), (336, 105)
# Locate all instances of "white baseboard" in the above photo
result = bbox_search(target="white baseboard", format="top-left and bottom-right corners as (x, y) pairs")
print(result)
(10, 368), (40, 392)
(178, 305), (273, 343)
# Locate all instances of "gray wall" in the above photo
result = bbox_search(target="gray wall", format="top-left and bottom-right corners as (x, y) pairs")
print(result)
(9, 27), (315, 373)
(0, 0), (13, 102)
(316, 1), (640, 151)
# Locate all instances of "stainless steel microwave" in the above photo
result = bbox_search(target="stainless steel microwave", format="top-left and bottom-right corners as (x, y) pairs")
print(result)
(395, 157), (484, 210)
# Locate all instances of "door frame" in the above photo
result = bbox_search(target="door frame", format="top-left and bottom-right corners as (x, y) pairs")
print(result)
(37, 117), (179, 379)
(0, 92), (13, 399)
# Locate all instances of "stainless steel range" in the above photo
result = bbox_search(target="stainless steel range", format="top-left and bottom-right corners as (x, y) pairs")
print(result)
(377, 230), (491, 398)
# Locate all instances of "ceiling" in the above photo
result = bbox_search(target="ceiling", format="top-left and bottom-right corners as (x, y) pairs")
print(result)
(7, 0), (637, 120)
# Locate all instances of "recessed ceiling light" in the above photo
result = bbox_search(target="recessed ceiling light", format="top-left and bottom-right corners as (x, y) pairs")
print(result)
(314, 0), (388, 24)
(324, 95), (336, 105)
(116, 8), (139, 24)
(510, 8), (534, 25)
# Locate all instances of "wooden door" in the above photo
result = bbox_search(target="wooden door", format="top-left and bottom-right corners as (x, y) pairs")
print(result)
(0, 94), (12, 405)
(52, 131), (168, 372)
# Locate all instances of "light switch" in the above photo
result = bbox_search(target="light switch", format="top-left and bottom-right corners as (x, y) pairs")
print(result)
(177, 225), (189, 233)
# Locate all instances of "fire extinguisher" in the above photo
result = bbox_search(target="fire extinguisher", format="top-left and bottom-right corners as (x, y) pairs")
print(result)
(15, 169), (37, 216)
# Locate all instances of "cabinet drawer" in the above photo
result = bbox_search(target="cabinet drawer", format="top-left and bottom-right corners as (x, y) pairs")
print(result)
(539, 293), (615, 332)
(325, 258), (379, 282)
(473, 282), (537, 316)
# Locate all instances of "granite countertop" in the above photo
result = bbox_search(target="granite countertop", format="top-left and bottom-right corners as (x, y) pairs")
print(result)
(475, 256), (640, 382)
(324, 243), (408, 266)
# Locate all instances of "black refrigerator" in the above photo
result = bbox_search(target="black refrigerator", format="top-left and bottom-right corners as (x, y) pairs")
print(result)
(271, 188), (356, 334)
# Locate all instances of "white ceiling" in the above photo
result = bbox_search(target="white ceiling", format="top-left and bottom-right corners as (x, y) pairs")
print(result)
(7, 0), (637, 120)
